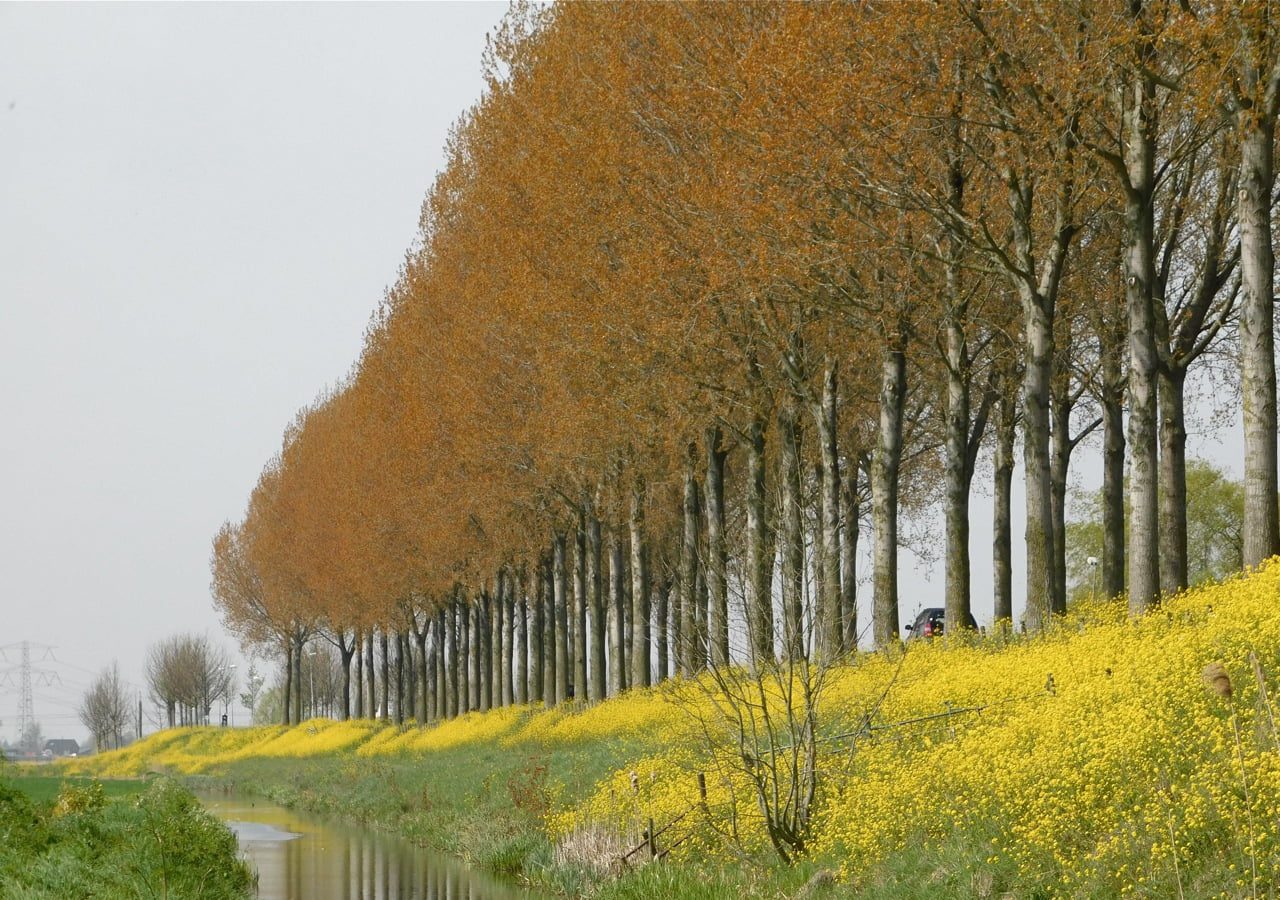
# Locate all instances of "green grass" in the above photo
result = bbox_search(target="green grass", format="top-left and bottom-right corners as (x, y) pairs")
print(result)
(0, 775), (253, 899)
(191, 734), (642, 885)
(8, 775), (150, 805)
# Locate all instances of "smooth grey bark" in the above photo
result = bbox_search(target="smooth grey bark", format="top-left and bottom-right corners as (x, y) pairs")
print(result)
(705, 426), (730, 668)
(409, 618), (426, 721)
(940, 133), (987, 636)
(608, 531), (626, 695)
(480, 592), (493, 712)
(1158, 368), (1188, 593)
(872, 344), (906, 647)
(678, 455), (702, 674)
(1001, 162), (1074, 631)
(943, 311), (983, 631)
(436, 612), (448, 720)
(1100, 324), (1127, 600)
(379, 630), (390, 721)
(1049, 373), (1090, 619)
(515, 568), (528, 705)
(814, 363), (842, 658)
(469, 600), (481, 712)
(587, 507), (605, 701)
(554, 533), (570, 704)
(282, 638), (293, 726)
(415, 625), (428, 723)
(630, 484), (651, 688)
(745, 414), (773, 664)
(1238, 118), (1280, 567)
(841, 458), (861, 650)
(394, 630), (405, 725)
(491, 580), (503, 708)
(1120, 61), (1161, 615)
(543, 553), (557, 708)
(353, 628), (364, 719)
(423, 621), (435, 722)
(503, 570), (514, 706)
(447, 601), (459, 718)
(530, 560), (545, 705)
(365, 630), (376, 720)
(778, 400), (806, 660)
(993, 382), (1016, 623)
(621, 541), (632, 682)
(574, 510), (588, 701)
(655, 564), (669, 681)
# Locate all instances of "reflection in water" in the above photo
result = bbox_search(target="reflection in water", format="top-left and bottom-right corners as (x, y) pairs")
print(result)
(203, 797), (537, 900)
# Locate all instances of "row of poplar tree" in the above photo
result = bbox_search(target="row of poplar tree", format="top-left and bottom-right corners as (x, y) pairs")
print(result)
(212, 1), (1280, 725)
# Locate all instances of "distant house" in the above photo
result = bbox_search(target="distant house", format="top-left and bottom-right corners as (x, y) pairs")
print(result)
(43, 739), (79, 758)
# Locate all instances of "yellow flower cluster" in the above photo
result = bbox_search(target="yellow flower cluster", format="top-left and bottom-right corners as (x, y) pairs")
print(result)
(68, 562), (1280, 894)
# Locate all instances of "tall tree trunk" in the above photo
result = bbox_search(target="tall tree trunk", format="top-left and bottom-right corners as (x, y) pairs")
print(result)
(1021, 294), (1057, 630)
(365, 630), (376, 719)
(436, 611), (446, 719)
(503, 570), (515, 706)
(493, 578), (505, 708)
(1101, 338), (1126, 600)
(993, 386), (1015, 624)
(1159, 366), (1189, 593)
(1123, 66), (1161, 615)
(465, 599), (477, 713)
(1239, 117), (1280, 566)
(655, 561), (669, 681)
(778, 401), (805, 660)
(587, 507), (605, 701)
(282, 638), (293, 726)
(609, 531), (626, 695)
(482, 590), (494, 712)
(353, 629), (364, 719)
(574, 510), (588, 702)
(340, 637), (354, 721)
(678, 455), (701, 674)
(379, 631), (390, 721)
(531, 560), (545, 705)
(630, 483), (651, 688)
(745, 414), (774, 664)
(815, 363), (842, 658)
(416, 626), (429, 723)
(1049, 376), (1071, 614)
(872, 345), (906, 647)
(841, 460), (860, 650)
(705, 426), (730, 668)
(515, 570), (528, 705)
(455, 601), (465, 716)
(943, 307), (974, 632)
(543, 553), (557, 708)
(554, 533), (570, 704)
(394, 631), (405, 725)
(448, 601), (460, 717)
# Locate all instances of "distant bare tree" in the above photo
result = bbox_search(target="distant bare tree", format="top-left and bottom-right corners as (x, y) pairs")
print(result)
(145, 634), (232, 727)
(80, 663), (132, 751)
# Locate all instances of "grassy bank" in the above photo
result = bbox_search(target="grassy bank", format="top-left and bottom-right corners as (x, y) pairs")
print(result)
(65, 561), (1280, 898)
(0, 773), (253, 899)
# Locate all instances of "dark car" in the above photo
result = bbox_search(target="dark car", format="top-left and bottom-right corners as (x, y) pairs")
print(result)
(905, 607), (978, 640)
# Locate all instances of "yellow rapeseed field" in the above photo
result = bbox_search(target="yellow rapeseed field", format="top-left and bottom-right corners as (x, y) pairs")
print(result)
(69, 561), (1280, 894)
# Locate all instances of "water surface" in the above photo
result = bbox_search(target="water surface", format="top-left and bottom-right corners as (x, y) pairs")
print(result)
(203, 796), (538, 900)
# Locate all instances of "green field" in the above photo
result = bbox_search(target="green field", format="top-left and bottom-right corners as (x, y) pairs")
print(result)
(8, 775), (150, 805)
(0, 772), (252, 900)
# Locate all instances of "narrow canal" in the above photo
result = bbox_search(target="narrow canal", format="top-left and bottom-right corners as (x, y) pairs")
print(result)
(202, 796), (539, 900)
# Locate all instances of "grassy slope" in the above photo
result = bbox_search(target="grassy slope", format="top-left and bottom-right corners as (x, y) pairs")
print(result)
(0, 774), (253, 899)
(63, 562), (1280, 898)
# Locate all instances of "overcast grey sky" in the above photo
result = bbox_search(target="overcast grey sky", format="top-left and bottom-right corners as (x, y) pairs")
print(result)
(0, 1), (506, 741)
(0, 2), (1242, 746)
